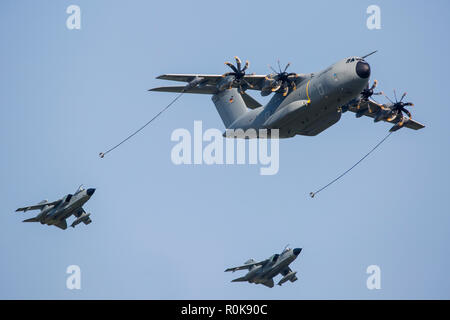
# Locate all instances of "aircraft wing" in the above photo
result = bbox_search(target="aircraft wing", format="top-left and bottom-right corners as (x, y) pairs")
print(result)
(225, 259), (268, 272)
(155, 74), (269, 91)
(261, 279), (274, 288)
(347, 100), (425, 130)
(16, 200), (61, 212)
(54, 219), (67, 230)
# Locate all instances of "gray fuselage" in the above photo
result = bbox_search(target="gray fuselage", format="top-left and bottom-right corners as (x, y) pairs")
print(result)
(227, 57), (370, 138)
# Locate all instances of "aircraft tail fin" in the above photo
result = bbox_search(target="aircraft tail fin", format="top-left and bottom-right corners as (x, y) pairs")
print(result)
(212, 89), (248, 128)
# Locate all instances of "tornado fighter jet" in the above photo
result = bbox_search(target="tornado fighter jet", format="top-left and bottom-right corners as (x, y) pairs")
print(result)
(225, 246), (302, 288)
(15, 186), (95, 230)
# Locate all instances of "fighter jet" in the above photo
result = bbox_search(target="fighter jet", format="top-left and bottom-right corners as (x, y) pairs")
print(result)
(225, 246), (302, 288)
(15, 186), (95, 230)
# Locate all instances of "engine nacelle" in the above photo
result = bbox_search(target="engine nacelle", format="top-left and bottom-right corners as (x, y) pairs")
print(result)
(261, 78), (280, 96)
(217, 76), (235, 91)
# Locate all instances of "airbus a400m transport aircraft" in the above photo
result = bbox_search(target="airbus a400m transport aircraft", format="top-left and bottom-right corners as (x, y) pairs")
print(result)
(150, 53), (424, 137)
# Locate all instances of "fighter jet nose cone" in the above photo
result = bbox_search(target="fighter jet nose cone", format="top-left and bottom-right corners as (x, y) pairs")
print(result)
(86, 188), (96, 196)
(356, 61), (370, 79)
(293, 248), (302, 256)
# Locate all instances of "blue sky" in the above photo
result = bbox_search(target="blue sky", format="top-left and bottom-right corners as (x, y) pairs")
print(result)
(1, 0), (449, 299)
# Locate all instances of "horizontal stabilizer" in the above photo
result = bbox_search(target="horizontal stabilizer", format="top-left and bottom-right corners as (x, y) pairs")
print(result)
(149, 86), (217, 94)
(23, 217), (38, 223)
(150, 86), (261, 110)
(241, 93), (262, 109)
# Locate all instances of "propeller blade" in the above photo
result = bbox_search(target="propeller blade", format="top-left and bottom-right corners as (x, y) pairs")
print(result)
(386, 113), (397, 122)
(393, 89), (398, 103)
(283, 62), (291, 72)
(243, 79), (254, 88)
(277, 59), (282, 73)
(384, 94), (394, 104)
(241, 60), (249, 72)
(370, 79), (378, 90)
(234, 56), (242, 71)
(271, 84), (281, 92)
(401, 107), (412, 119)
(400, 92), (407, 102)
(269, 65), (278, 74)
(225, 62), (238, 73)
(290, 80), (296, 91)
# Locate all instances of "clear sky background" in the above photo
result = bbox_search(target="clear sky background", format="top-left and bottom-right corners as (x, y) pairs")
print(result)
(1, 0), (449, 299)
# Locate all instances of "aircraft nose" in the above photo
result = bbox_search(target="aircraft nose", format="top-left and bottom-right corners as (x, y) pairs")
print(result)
(356, 61), (370, 79)
(293, 248), (302, 256)
(86, 188), (96, 196)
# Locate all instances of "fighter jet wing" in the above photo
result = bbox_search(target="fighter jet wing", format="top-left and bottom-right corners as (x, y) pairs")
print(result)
(347, 100), (425, 130)
(155, 74), (268, 91)
(54, 219), (67, 230)
(261, 279), (274, 288)
(225, 259), (269, 272)
(16, 200), (61, 212)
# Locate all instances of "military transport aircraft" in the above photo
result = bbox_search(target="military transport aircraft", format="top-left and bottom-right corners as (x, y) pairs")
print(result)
(15, 186), (95, 230)
(225, 246), (302, 288)
(150, 54), (424, 137)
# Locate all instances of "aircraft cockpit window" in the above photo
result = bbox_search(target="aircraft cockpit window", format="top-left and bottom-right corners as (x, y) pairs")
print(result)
(75, 185), (85, 194)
